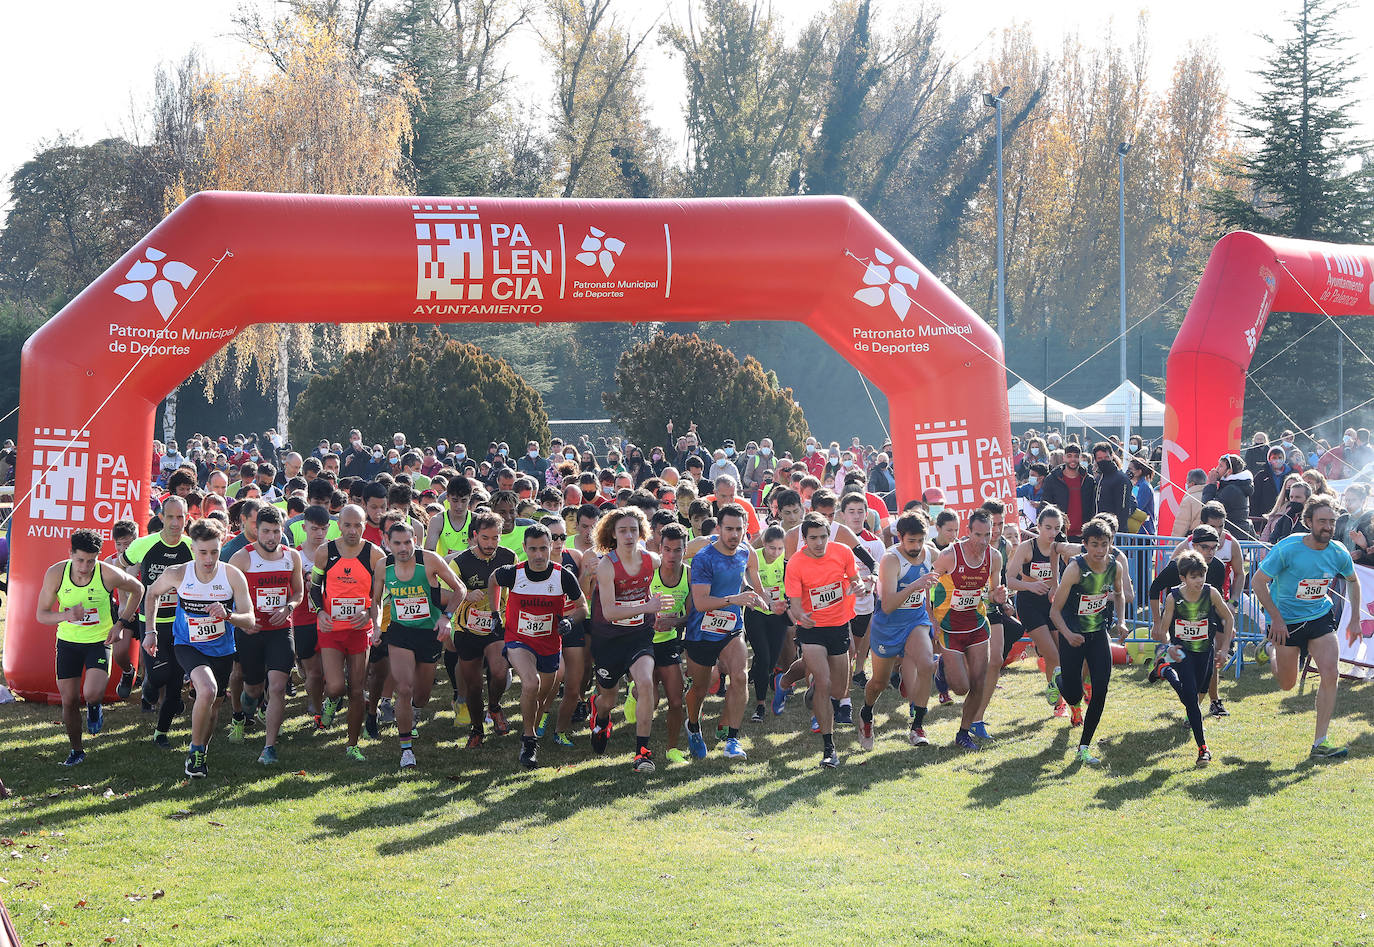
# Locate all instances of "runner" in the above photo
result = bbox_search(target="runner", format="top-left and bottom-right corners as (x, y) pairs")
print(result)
(589, 507), (670, 772)
(1049, 515), (1129, 765)
(776, 512), (862, 768)
(491, 523), (585, 768)
(291, 505), (332, 726)
(927, 510), (1007, 750)
(142, 519), (257, 778)
(684, 503), (766, 761)
(745, 525), (790, 724)
(644, 522), (690, 761)
(1170, 501), (1247, 717)
(105, 519), (141, 699)
(447, 510), (516, 748)
(120, 495), (193, 745)
(228, 505), (305, 764)
(551, 516), (593, 748)
(1005, 505), (1070, 718)
(1150, 550), (1234, 763)
(970, 498), (1020, 739)
(425, 473), (476, 556)
(311, 504), (386, 761)
(859, 512), (939, 750)
(35, 530), (145, 766)
(1253, 496), (1362, 758)
(491, 490), (529, 554)
(373, 520), (466, 769)
(841, 492), (885, 692)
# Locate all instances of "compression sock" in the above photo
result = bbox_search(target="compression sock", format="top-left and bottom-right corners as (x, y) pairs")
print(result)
(860, 703), (874, 723)
(912, 705), (928, 728)
(822, 733), (835, 753)
(636, 736), (649, 752)
(727, 727), (740, 739)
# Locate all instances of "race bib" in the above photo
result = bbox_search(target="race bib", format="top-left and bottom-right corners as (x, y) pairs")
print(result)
(701, 609), (739, 633)
(394, 595), (431, 622)
(157, 592), (178, 609)
(901, 587), (927, 609)
(466, 607), (496, 634)
(765, 585), (784, 603)
(330, 597), (366, 622)
(187, 614), (225, 643)
(1077, 592), (1109, 617)
(1028, 562), (1053, 582)
(1174, 618), (1209, 642)
(951, 589), (981, 611)
(612, 599), (648, 627)
(1295, 578), (1331, 601)
(255, 586), (288, 612)
(517, 610), (554, 637)
(808, 582), (843, 612)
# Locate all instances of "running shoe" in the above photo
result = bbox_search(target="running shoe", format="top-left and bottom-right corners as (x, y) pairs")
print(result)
(554, 732), (574, 749)
(937, 690), (953, 706)
(1070, 705), (1084, 727)
(455, 701), (471, 728)
(519, 738), (537, 769)
(86, 705), (104, 735)
(489, 709), (511, 736)
(908, 727), (929, 747)
(687, 728), (708, 760)
(1053, 698), (1068, 718)
(152, 731), (171, 749)
(572, 699), (590, 725)
(665, 747), (688, 764)
(378, 698), (396, 725)
(810, 716), (821, 734)
(954, 730), (980, 751)
(851, 670), (868, 686)
(1075, 745), (1100, 765)
(771, 672), (791, 715)
(1209, 700), (1229, 718)
(722, 737), (747, 760)
(313, 714), (325, 731)
(859, 718), (874, 751)
(1196, 745), (1211, 765)
(835, 703), (854, 726)
(141, 696), (157, 713)
(465, 731), (484, 750)
(1044, 682), (1061, 707)
(228, 717), (246, 743)
(536, 713), (550, 738)
(716, 723), (729, 742)
(1148, 656), (1171, 685)
(345, 745), (366, 762)
(934, 659), (951, 704)
(321, 696), (340, 728)
(970, 721), (992, 741)
(1053, 666), (1064, 694)
(750, 703), (765, 723)
(400, 748), (417, 769)
(258, 746), (279, 766)
(1083, 681), (1093, 705)
(364, 713), (380, 740)
(1310, 738), (1348, 759)
(61, 749), (86, 767)
(633, 748), (655, 773)
(116, 671), (133, 700)
(820, 748), (839, 768)
(185, 748), (208, 778)
(624, 692), (637, 726)
(589, 696), (611, 755)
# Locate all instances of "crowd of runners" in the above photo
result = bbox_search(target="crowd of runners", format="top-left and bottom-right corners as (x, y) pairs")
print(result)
(28, 426), (1367, 778)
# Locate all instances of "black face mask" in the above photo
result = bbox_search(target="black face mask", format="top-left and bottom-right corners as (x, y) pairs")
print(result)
(1097, 460), (1113, 473)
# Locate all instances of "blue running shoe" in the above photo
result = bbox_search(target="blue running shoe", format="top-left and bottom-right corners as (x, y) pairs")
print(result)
(970, 721), (992, 741)
(955, 730), (980, 751)
(810, 715), (821, 733)
(722, 737), (747, 760)
(687, 728), (708, 760)
(772, 672), (791, 715)
(86, 705), (104, 735)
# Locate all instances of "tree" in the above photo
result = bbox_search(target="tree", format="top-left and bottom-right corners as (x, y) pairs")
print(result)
(603, 332), (808, 456)
(1208, 0), (1374, 435)
(0, 303), (46, 441)
(291, 325), (551, 450)
(194, 14), (416, 438)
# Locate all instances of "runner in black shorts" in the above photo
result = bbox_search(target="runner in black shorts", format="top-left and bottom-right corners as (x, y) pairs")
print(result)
(292, 505), (332, 726)
(447, 511), (516, 747)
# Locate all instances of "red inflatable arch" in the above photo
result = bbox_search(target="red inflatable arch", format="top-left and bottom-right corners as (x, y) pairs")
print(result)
(1160, 231), (1374, 535)
(7, 192), (1013, 701)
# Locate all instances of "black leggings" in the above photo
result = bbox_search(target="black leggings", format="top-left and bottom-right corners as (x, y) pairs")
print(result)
(143, 640), (186, 733)
(1057, 629), (1111, 745)
(745, 609), (789, 703)
(999, 612), (1026, 662)
(443, 648), (461, 692)
(1162, 646), (1214, 747)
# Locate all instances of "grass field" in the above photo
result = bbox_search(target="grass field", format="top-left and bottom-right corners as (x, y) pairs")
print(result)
(2, 617), (1372, 946)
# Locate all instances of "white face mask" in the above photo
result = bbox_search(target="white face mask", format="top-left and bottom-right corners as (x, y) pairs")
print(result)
(528, 449), (539, 458)
(805, 445), (816, 455)
(436, 445), (446, 455)
(1028, 475), (1039, 487)
(372, 450), (383, 459)
(842, 460), (853, 469)
(760, 447), (771, 456)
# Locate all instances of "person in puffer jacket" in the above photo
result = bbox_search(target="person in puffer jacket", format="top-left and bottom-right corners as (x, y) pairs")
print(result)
(1202, 453), (1255, 539)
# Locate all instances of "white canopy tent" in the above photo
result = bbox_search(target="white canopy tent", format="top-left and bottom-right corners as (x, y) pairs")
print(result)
(1066, 380), (1165, 429)
(1006, 379), (1081, 425)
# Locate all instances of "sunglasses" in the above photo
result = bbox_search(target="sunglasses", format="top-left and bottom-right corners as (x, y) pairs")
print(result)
(548, 533), (567, 541)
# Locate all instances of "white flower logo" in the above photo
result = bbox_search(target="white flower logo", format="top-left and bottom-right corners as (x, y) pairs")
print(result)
(575, 227), (626, 276)
(113, 247), (197, 320)
(853, 247), (919, 321)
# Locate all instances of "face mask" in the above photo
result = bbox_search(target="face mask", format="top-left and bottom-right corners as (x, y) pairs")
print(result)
(582, 488), (596, 499)
(726, 447), (735, 457)
(760, 447), (771, 457)
(373, 450), (383, 459)
(1030, 447), (1040, 457)
(436, 445), (446, 455)
(566, 452), (577, 460)
(499, 449), (508, 457)
(602, 486), (613, 495)
(842, 460), (853, 469)
(928, 504), (944, 517)
(271, 434), (282, 448)
(528, 449), (539, 458)
(1028, 475), (1039, 487)
(1345, 436), (1354, 446)
(879, 461), (888, 469)
(652, 453), (662, 462)
(805, 445), (816, 455)
(453, 451), (465, 462)
(1097, 460), (1113, 473)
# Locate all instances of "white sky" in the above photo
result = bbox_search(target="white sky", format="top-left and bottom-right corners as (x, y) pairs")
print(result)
(2, 0), (1372, 218)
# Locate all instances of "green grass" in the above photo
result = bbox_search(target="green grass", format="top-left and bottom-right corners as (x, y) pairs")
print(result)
(2, 623), (1372, 946)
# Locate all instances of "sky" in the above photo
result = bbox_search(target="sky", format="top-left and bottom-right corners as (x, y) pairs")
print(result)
(3, 0), (1373, 217)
